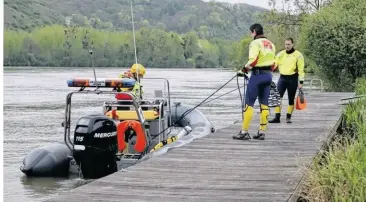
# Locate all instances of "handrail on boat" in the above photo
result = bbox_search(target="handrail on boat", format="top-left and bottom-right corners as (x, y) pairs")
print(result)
(63, 90), (146, 152)
(63, 77), (173, 152)
(142, 77), (172, 128)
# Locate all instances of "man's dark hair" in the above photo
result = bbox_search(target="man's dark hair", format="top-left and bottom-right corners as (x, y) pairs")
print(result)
(286, 37), (294, 44)
(249, 23), (264, 35)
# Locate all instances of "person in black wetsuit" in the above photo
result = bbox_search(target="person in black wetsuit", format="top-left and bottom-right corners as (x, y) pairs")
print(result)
(269, 38), (305, 124)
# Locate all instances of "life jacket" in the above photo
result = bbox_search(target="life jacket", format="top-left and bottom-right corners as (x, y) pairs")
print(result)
(117, 120), (148, 153)
(115, 80), (143, 101)
(115, 71), (135, 100)
(115, 92), (134, 100)
(118, 70), (133, 79)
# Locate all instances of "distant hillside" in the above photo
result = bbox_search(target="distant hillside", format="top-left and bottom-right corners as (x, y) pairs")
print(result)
(4, 0), (267, 40)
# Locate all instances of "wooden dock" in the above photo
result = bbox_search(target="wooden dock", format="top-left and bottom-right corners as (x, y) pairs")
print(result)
(50, 92), (354, 202)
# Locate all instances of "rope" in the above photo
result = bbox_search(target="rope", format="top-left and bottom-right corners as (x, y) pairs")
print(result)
(148, 74), (238, 141)
(202, 84), (246, 105)
(237, 75), (248, 122)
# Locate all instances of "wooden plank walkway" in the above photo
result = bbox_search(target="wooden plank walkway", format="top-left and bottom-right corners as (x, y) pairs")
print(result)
(50, 92), (354, 202)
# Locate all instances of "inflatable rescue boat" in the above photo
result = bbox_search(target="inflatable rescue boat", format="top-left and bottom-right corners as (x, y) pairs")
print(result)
(20, 77), (213, 179)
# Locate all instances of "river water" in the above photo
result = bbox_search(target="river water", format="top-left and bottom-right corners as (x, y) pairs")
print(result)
(3, 67), (285, 202)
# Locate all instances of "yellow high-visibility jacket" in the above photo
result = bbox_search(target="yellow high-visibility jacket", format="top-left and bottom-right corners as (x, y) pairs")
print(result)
(275, 50), (305, 82)
(246, 37), (276, 68)
(118, 73), (144, 99)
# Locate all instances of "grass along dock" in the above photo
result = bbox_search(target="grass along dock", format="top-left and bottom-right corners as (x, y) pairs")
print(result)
(50, 92), (354, 202)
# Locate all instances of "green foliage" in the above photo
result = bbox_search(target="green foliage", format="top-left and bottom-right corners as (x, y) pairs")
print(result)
(303, 78), (366, 202)
(229, 36), (252, 69)
(4, 0), (267, 40)
(355, 77), (366, 96)
(197, 39), (220, 68)
(299, 0), (366, 91)
(3, 25), (235, 68)
(210, 38), (234, 67)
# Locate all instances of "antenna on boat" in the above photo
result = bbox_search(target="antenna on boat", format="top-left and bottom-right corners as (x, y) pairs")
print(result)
(65, 16), (98, 90)
(89, 48), (99, 90)
(130, 0), (140, 82)
(131, 1), (138, 65)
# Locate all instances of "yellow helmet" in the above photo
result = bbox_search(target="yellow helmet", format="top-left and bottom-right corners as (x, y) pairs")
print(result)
(130, 63), (146, 77)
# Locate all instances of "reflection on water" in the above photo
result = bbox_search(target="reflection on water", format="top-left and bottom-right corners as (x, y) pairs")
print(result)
(20, 174), (94, 201)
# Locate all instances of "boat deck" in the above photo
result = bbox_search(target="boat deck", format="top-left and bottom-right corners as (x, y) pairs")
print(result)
(50, 92), (354, 202)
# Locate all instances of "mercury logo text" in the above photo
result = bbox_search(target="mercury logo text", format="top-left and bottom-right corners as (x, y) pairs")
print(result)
(94, 132), (117, 138)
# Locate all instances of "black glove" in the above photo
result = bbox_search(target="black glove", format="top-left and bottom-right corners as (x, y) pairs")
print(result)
(237, 67), (248, 75)
(237, 70), (245, 77)
(237, 70), (249, 80)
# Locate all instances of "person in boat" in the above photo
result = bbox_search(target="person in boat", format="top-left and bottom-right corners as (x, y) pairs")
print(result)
(269, 37), (305, 124)
(233, 23), (276, 141)
(116, 63), (146, 100)
(119, 69), (133, 79)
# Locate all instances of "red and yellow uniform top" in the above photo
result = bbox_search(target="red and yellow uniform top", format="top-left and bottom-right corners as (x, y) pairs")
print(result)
(245, 36), (276, 69)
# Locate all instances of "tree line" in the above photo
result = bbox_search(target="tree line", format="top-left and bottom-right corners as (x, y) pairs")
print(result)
(4, 25), (243, 68)
(4, 0), (264, 40)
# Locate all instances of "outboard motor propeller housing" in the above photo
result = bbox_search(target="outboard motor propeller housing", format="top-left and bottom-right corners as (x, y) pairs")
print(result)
(73, 115), (118, 179)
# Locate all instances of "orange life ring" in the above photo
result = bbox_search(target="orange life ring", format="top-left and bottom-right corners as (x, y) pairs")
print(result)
(117, 120), (147, 153)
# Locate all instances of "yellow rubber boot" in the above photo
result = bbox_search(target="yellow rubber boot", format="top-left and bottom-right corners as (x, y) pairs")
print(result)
(252, 104), (269, 140)
(287, 105), (294, 115)
(274, 106), (281, 113)
(259, 104), (269, 131)
(242, 105), (254, 131)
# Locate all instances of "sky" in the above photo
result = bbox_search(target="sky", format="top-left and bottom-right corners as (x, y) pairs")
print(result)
(202, 0), (272, 9)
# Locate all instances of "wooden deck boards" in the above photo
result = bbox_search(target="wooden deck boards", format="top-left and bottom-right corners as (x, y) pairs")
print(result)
(50, 92), (354, 202)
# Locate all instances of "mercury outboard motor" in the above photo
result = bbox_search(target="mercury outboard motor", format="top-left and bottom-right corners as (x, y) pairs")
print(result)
(73, 115), (118, 179)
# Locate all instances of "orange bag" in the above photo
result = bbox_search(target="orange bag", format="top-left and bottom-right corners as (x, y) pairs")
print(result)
(296, 88), (307, 110)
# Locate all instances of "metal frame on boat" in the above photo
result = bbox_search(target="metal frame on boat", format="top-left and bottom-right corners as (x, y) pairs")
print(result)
(64, 77), (174, 158)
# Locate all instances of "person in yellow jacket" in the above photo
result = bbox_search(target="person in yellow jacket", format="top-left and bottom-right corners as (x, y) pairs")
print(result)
(269, 38), (305, 123)
(117, 63), (146, 100)
(233, 23), (276, 141)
